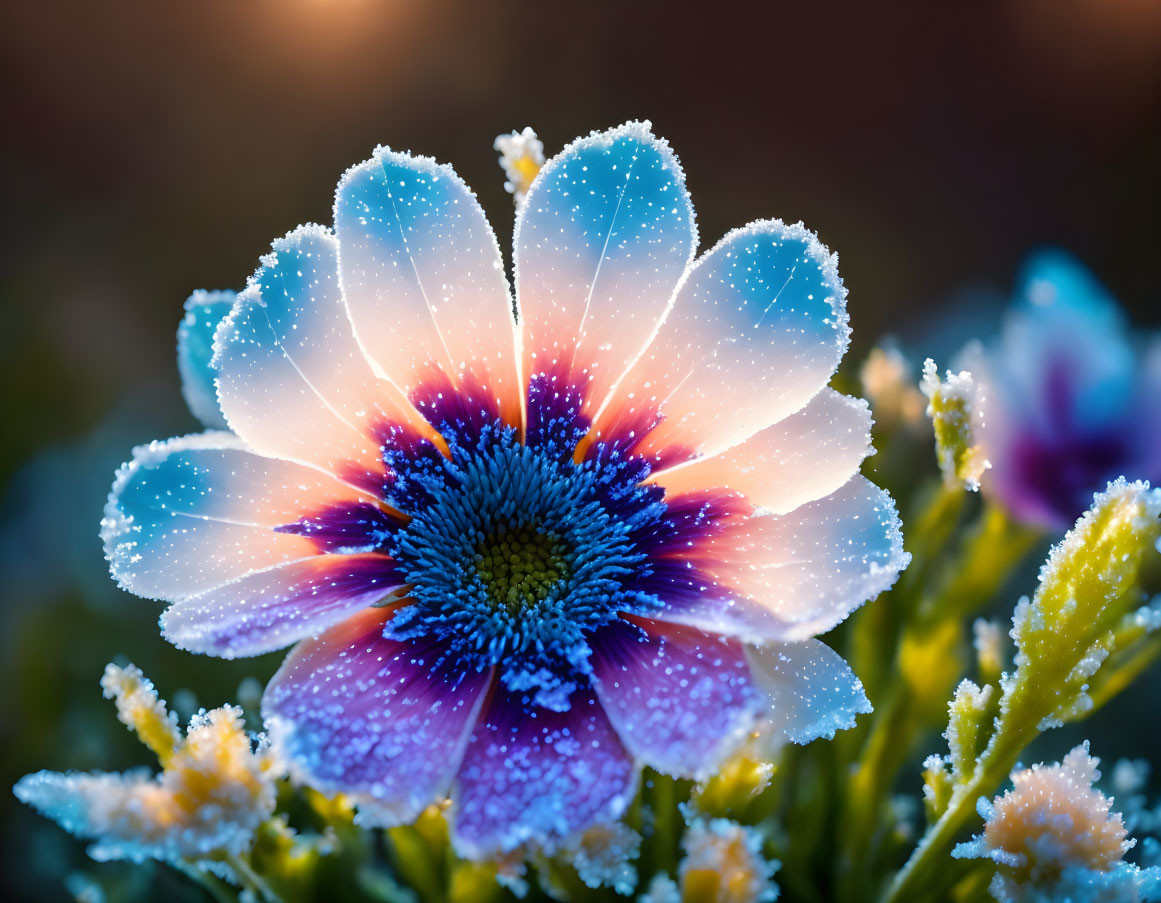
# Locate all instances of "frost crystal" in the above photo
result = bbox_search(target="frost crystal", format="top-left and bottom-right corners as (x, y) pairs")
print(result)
(920, 358), (991, 490)
(14, 665), (276, 866)
(569, 822), (642, 895)
(954, 743), (1161, 902)
(494, 127), (545, 206)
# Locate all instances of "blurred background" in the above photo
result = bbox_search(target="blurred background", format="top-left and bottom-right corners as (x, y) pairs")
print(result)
(1, 1), (1159, 899)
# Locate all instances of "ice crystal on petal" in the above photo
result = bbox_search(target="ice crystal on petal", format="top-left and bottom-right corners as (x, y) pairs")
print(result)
(954, 743), (1161, 902)
(14, 666), (276, 865)
(921, 358), (991, 491)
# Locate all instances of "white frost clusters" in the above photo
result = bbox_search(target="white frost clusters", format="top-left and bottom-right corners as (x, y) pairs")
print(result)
(920, 358), (991, 491)
(953, 743), (1161, 903)
(14, 667), (277, 867)
(640, 816), (779, 903)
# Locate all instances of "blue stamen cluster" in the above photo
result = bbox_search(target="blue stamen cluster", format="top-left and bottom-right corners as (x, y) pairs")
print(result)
(382, 382), (668, 711)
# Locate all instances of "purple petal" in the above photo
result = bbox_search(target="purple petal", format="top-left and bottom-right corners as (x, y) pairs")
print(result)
(590, 618), (759, 780)
(161, 553), (404, 658)
(451, 687), (636, 857)
(263, 609), (491, 825)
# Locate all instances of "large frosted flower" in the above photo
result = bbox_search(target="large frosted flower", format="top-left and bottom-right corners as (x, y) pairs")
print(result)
(964, 251), (1161, 529)
(102, 122), (907, 856)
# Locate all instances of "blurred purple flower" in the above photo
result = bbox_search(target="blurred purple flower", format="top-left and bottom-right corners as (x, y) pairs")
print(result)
(964, 251), (1161, 530)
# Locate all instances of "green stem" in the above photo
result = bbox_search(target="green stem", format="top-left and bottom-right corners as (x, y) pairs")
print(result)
(225, 852), (284, 903)
(882, 726), (1030, 903)
(174, 861), (238, 903)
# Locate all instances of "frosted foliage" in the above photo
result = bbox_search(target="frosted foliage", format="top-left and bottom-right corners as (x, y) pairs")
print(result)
(599, 219), (849, 462)
(590, 621), (759, 780)
(452, 689), (636, 858)
(14, 706), (274, 864)
(176, 289), (235, 430)
(954, 743), (1161, 903)
(262, 609), (491, 827)
(1003, 478), (1161, 727)
(652, 388), (872, 516)
(745, 638), (872, 750)
(161, 553), (404, 659)
(101, 664), (181, 761)
(666, 476), (908, 642)
(101, 433), (375, 602)
(334, 147), (521, 424)
(677, 817), (780, 903)
(213, 225), (423, 480)
(515, 121), (696, 415)
(921, 358), (991, 490)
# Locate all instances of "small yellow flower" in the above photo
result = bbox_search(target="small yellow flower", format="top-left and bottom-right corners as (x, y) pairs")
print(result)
(15, 663), (276, 865)
(644, 817), (780, 903)
(494, 126), (545, 205)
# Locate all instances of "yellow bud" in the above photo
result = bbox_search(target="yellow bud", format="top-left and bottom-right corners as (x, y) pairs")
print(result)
(920, 358), (990, 491)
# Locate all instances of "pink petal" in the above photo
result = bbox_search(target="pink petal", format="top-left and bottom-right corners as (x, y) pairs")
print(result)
(515, 122), (696, 419)
(334, 149), (522, 428)
(161, 553), (404, 658)
(214, 225), (434, 488)
(649, 388), (872, 514)
(593, 220), (849, 465)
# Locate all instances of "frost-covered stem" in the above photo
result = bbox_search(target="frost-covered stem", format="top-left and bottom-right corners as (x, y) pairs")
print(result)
(224, 852), (284, 903)
(882, 725), (1032, 903)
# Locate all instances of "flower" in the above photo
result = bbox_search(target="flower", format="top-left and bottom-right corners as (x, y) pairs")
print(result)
(953, 743), (1161, 903)
(101, 121), (908, 857)
(14, 664), (276, 866)
(962, 251), (1161, 529)
(642, 816), (780, 903)
(494, 127), (545, 206)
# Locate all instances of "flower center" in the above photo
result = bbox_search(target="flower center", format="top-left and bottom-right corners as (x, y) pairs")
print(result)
(476, 525), (571, 615)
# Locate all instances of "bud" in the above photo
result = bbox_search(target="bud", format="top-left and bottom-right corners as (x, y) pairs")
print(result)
(921, 358), (990, 490)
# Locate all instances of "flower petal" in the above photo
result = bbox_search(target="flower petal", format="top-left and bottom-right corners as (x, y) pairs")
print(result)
(102, 433), (377, 601)
(177, 290), (234, 430)
(515, 121), (696, 415)
(745, 639), (871, 747)
(452, 687), (636, 858)
(590, 618), (758, 779)
(161, 553), (403, 658)
(333, 148), (521, 426)
(648, 388), (872, 514)
(594, 219), (849, 463)
(214, 224), (430, 489)
(652, 476), (908, 642)
(263, 609), (491, 825)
